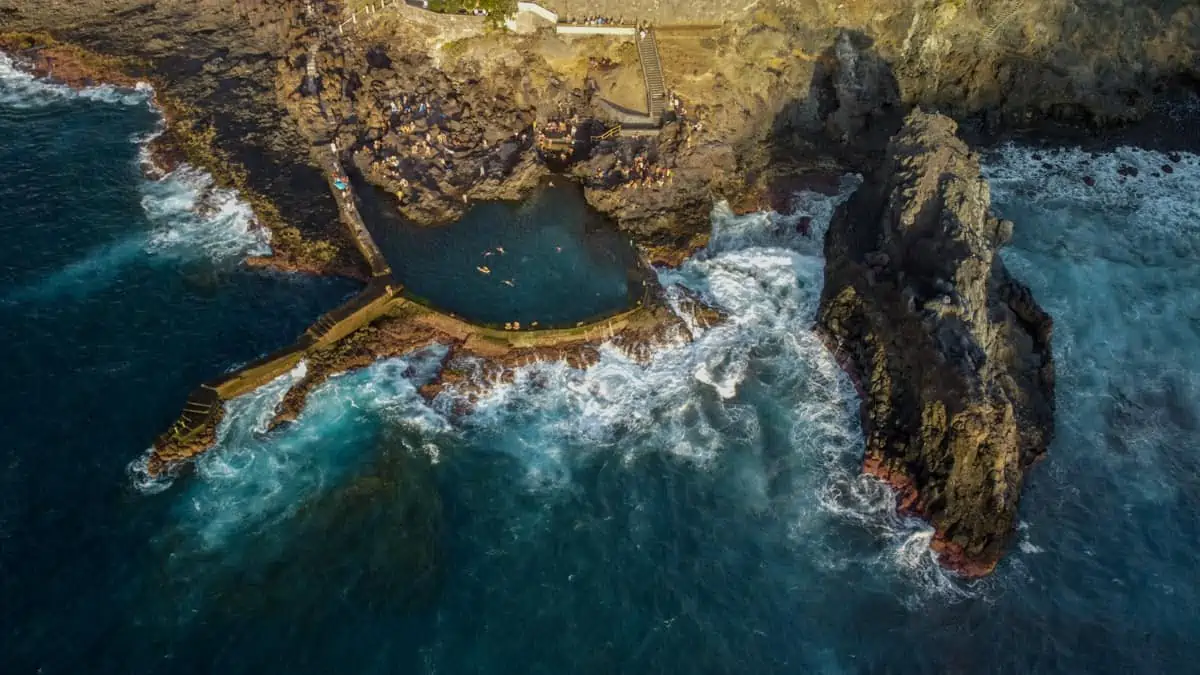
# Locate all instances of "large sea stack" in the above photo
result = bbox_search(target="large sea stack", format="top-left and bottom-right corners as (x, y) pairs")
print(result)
(818, 110), (1056, 576)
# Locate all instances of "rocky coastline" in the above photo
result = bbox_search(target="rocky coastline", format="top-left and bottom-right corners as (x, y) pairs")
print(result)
(818, 110), (1056, 576)
(3, 0), (1197, 575)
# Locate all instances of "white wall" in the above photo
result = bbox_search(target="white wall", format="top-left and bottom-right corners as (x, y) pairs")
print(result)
(516, 2), (558, 23)
(555, 25), (636, 36)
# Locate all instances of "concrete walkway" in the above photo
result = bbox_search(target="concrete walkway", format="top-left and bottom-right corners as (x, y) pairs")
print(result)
(319, 148), (391, 278)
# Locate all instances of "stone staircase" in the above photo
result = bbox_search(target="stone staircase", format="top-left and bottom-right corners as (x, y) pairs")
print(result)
(636, 29), (666, 121)
(167, 386), (220, 437)
(307, 312), (341, 342)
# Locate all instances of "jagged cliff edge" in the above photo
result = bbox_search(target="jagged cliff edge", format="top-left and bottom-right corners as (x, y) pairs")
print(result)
(817, 109), (1056, 576)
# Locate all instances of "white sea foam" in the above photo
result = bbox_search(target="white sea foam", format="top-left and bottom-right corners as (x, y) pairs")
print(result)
(435, 175), (978, 599)
(141, 164), (272, 261)
(0, 52), (151, 109)
(165, 347), (451, 552)
(0, 54), (271, 305)
(986, 143), (1200, 508)
(127, 452), (174, 495)
(983, 144), (1200, 266)
(1018, 540), (1044, 555)
(3, 159), (271, 304)
(145, 171), (995, 600)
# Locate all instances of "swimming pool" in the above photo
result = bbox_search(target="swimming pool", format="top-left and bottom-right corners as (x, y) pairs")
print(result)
(355, 178), (646, 328)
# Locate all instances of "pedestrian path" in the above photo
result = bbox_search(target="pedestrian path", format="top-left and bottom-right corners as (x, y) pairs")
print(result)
(321, 148), (392, 278)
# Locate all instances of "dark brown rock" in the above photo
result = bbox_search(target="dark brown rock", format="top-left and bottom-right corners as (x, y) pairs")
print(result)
(817, 110), (1055, 577)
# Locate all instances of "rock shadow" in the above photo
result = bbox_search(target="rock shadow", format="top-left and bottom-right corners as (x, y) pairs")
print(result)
(770, 30), (903, 172)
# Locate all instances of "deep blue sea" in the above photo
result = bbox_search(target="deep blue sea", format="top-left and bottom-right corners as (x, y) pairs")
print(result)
(3, 54), (1200, 674)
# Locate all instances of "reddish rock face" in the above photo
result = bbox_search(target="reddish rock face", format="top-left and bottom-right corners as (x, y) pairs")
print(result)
(818, 111), (1055, 577)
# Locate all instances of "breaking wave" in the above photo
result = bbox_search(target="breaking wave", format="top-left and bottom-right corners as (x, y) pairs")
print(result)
(0, 64), (271, 303)
(3, 163), (271, 303)
(148, 171), (979, 601)
(453, 179), (975, 599)
(150, 347), (451, 552)
(141, 164), (272, 261)
(0, 52), (152, 109)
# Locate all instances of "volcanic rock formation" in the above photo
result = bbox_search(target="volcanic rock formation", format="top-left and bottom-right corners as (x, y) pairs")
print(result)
(817, 110), (1055, 576)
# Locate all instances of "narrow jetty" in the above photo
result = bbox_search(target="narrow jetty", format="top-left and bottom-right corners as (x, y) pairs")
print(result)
(319, 146), (391, 278)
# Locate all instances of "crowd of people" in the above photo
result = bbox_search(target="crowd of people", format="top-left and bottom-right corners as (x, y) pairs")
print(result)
(362, 90), (534, 201)
(566, 15), (620, 26)
(534, 116), (583, 163)
(536, 118), (577, 140)
(360, 81), (694, 208)
(596, 152), (673, 190)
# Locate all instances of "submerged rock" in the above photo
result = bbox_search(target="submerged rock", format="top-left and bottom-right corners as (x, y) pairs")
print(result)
(817, 110), (1055, 577)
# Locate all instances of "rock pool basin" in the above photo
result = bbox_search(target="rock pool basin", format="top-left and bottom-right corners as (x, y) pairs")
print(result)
(355, 177), (647, 328)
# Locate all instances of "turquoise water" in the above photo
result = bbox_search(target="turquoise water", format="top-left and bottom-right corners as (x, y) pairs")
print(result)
(356, 177), (644, 327)
(4, 55), (1200, 673)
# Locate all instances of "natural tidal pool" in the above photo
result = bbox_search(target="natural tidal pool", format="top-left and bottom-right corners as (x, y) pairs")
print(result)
(355, 176), (646, 327)
(5, 52), (1200, 675)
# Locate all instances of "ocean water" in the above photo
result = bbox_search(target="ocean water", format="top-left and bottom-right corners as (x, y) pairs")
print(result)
(4, 56), (1200, 674)
(356, 177), (644, 327)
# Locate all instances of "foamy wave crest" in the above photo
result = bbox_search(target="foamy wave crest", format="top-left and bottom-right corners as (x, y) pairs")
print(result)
(986, 143), (1200, 506)
(701, 174), (861, 257)
(128, 452), (175, 495)
(983, 144), (1200, 265)
(5, 162), (271, 304)
(141, 165), (272, 261)
(458, 242), (832, 486)
(0, 53), (151, 109)
(448, 177), (974, 598)
(168, 348), (449, 552)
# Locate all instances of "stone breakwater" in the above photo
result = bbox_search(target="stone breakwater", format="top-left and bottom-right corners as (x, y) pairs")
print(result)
(147, 286), (703, 477)
(817, 110), (1055, 577)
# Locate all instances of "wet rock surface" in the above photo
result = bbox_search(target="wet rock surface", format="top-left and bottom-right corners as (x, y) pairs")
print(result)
(4, 0), (1196, 271)
(3, 0), (1192, 578)
(817, 110), (1056, 576)
(2, 1), (365, 276)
